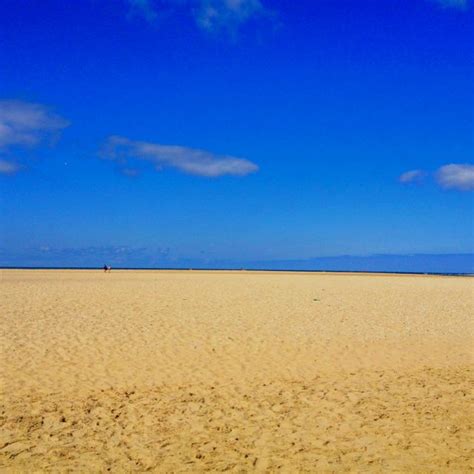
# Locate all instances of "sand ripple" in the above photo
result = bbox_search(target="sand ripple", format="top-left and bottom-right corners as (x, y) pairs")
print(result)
(1, 270), (473, 471)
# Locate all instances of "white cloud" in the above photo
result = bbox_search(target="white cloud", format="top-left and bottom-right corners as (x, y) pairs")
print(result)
(195, 0), (264, 31)
(0, 100), (69, 149)
(0, 100), (69, 174)
(126, 0), (267, 31)
(436, 164), (474, 191)
(102, 135), (258, 178)
(126, 0), (467, 32)
(430, 0), (469, 9)
(399, 169), (425, 184)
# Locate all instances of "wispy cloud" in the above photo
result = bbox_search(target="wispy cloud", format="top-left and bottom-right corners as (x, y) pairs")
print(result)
(399, 169), (426, 184)
(430, 0), (470, 9)
(102, 135), (259, 178)
(0, 100), (69, 174)
(0, 245), (172, 267)
(399, 164), (474, 191)
(436, 164), (474, 191)
(125, 0), (268, 32)
(126, 0), (467, 32)
(195, 0), (265, 32)
(0, 100), (69, 148)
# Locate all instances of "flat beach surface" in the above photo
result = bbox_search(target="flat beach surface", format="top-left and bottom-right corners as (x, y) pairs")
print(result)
(1, 269), (473, 471)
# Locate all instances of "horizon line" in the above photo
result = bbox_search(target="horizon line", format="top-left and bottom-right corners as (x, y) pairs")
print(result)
(1, 266), (472, 277)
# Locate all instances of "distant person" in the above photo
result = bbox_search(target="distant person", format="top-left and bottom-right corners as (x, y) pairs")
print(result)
(103, 264), (111, 273)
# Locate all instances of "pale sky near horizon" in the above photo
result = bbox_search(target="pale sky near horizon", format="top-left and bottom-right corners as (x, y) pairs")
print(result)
(0, 0), (473, 269)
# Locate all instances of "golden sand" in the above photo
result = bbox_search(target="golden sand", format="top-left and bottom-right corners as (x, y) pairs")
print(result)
(1, 269), (473, 471)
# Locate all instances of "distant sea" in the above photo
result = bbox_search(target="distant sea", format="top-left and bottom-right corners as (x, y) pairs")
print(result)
(1, 268), (472, 277)
(1, 253), (473, 276)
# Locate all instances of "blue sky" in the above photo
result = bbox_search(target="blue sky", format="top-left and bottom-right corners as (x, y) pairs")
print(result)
(0, 0), (473, 269)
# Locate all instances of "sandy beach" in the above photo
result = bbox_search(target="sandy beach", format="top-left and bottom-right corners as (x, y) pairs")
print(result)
(1, 269), (473, 471)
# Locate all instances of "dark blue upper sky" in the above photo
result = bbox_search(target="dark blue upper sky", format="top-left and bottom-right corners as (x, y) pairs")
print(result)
(0, 0), (473, 268)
